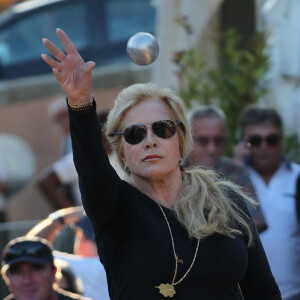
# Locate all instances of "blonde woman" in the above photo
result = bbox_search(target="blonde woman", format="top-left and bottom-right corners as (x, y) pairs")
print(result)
(41, 29), (281, 299)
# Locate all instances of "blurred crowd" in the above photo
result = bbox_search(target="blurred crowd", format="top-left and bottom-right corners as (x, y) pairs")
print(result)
(0, 95), (300, 300)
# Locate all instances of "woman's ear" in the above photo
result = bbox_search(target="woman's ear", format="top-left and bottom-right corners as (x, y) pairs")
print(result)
(122, 156), (127, 167)
(121, 150), (126, 165)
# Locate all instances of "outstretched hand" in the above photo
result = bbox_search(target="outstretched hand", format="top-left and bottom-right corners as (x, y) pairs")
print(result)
(41, 28), (95, 104)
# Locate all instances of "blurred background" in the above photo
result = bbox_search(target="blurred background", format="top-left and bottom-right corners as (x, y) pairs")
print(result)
(1, 0), (300, 240)
(0, 0), (299, 296)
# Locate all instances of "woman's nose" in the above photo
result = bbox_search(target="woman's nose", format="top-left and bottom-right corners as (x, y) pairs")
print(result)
(144, 128), (157, 149)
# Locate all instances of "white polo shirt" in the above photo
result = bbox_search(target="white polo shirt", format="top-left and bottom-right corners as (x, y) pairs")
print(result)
(248, 161), (300, 296)
(54, 251), (110, 300)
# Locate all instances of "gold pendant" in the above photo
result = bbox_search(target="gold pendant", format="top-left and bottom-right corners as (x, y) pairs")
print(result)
(156, 283), (176, 297)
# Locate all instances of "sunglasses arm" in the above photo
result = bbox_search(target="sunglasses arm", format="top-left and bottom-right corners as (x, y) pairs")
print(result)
(110, 132), (124, 137)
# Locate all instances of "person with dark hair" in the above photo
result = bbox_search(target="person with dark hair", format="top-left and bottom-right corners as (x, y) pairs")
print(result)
(40, 28), (281, 299)
(1, 236), (90, 300)
(186, 105), (267, 233)
(234, 104), (300, 297)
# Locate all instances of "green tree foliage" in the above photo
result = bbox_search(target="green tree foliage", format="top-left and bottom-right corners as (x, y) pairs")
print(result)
(284, 134), (300, 164)
(173, 16), (270, 155)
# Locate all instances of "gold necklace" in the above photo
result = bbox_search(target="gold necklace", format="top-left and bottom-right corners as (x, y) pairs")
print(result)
(155, 203), (200, 298)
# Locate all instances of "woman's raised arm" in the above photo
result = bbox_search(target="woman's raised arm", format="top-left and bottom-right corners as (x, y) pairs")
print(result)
(41, 28), (95, 105)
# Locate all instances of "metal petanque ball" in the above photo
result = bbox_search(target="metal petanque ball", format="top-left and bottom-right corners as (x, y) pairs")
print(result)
(126, 32), (159, 66)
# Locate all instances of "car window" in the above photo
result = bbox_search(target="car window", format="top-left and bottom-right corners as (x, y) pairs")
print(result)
(0, 0), (157, 79)
(0, 2), (88, 67)
(106, 0), (156, 43)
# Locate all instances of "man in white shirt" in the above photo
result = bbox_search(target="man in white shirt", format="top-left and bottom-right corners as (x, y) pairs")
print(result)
(234, 104), (300, 298)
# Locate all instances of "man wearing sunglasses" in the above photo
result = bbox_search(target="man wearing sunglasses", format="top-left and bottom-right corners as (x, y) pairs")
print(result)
(1, 236), (90, 300)
(235, 104), (300, 298)
(185, 105), (267, 233)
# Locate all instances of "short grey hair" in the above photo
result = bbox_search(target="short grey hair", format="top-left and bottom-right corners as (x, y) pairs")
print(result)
(187, 105), (226, 124)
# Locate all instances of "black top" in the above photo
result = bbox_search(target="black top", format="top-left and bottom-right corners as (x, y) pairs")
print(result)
(69, 103), (281, 300)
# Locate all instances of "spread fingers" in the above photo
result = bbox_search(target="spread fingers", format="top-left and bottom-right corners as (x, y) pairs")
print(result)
(56, 28), (79, 56)
(41, 53), (61, 70)
(42, 37), (66, 62)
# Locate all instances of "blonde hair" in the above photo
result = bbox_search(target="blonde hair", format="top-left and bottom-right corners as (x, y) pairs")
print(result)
(106, 83), (254, 245)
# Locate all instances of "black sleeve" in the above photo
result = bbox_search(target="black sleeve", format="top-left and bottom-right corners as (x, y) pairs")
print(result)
(240, 226), (282, 299)
(68, 102), (130, 236)
(233, 194), (282, 299)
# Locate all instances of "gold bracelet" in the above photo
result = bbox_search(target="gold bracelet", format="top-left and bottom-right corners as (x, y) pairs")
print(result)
(67, 97), (94, 111)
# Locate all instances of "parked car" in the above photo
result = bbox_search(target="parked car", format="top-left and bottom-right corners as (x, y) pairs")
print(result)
(0, 0), (156, 80)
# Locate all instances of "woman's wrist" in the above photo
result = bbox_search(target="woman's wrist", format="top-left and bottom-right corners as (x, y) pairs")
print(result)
(67, 92), (93, 105)
(67, 97), (94, 111)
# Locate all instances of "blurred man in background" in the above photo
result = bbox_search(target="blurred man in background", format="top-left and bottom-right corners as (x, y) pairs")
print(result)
(234, 104), (300, 297)
(1, 236), (90, 300)
(26, 206), (110, 300)
(185, 104), (267, 233)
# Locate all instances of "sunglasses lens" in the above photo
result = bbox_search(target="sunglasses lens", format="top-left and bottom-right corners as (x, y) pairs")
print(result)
(248, 136), (261, 147)
(123, 125), (147, 145)
(214, 137), (225, 147)
(193, 136), (225, 147)
(248, 134), (280, 147)
(152, 120), (176, 139)
(266, 134), (280, 146)
(122, 120), (179, 144)
(194, 136), (209, 146)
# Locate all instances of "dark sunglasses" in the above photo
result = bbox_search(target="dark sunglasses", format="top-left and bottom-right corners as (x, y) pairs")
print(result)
(4, 244), (48, 262)
(193, 135), (226, 147)
(247, 133), (281, 147)
(110, 120), (184, 145)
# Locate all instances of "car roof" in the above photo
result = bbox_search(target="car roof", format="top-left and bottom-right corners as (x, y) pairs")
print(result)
(0, 0), (66, 24)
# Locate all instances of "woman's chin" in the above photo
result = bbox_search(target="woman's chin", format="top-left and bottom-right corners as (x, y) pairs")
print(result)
(143, 166), (179, 181)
